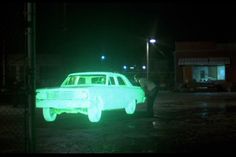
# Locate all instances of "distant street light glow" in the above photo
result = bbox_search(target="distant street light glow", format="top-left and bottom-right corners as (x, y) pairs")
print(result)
(142, 65), (146, 70)
(123, 65), (127, 70)
(101, 55), (105, 60)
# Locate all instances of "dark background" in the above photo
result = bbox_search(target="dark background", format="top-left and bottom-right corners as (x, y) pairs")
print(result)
(1, 1), (236, 71)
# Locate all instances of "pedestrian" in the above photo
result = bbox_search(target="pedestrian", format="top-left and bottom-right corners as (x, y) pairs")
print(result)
(134, 73), (159, 117)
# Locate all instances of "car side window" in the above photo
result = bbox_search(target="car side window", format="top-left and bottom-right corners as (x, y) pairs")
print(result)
(117, 77), (126, 85)
(108, 77), (115, 85)
(67, 76), (76, 85)
(77, 77), (86, 84)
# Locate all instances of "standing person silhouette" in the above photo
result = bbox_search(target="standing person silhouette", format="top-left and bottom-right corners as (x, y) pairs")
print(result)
(134, 74), (158, 117)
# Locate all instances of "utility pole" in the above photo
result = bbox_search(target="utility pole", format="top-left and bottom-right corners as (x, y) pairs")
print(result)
(146, 38), (156, 80)
(2, 40), (6, 90)
(26, 2), (36, 153)
(146, 39), (149, 80)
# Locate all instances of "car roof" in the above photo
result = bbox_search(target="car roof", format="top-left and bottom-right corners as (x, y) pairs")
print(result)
(69, 72), (123, 76)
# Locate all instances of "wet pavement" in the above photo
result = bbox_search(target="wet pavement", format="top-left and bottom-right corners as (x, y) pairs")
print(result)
(35, 92), (236, 153)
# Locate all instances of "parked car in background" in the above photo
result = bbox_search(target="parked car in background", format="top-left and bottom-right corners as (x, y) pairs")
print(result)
(36, 72), (146, 122)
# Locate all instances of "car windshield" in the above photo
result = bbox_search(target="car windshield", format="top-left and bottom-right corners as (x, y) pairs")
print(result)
(62, 74), (106, 86)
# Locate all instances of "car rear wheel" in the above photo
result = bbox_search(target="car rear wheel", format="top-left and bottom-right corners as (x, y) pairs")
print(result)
(43, 108), (57, 122)
(87, 97), (102, 122)
(125, 100), (136, 114)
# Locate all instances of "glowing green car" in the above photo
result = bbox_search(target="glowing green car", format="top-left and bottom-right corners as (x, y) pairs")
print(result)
(36, 72), (146, 123)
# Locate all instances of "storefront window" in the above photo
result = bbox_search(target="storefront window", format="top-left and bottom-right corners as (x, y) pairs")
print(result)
(217, 66), (225, 80)
(192, 65), (225, 82)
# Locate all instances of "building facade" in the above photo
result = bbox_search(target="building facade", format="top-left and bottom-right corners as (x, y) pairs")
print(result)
(1, 54), (63, 89)
(175, 41), (236, 91)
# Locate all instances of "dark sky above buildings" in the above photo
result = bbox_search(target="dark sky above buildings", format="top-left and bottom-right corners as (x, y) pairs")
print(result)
(1, 2), (236, 70)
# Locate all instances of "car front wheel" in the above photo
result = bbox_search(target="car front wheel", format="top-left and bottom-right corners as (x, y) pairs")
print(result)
(125, 100), (136, 114)
(43, 108), (57, 122)
(87, 97), (102, 122)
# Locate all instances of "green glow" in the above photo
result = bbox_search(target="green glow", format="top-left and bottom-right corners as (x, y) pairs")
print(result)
(36, 72), (146, 123)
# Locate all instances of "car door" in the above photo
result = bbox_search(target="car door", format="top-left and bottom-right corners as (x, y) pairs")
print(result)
(102, 76), (117, 110)
(112, 76), (129, 109)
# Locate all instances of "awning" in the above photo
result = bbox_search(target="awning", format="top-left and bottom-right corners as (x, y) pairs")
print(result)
(178, 57), (230, 66)
(208, 57), (230, 65)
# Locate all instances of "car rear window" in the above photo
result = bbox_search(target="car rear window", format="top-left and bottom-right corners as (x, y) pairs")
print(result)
(64, 75), (106, 85)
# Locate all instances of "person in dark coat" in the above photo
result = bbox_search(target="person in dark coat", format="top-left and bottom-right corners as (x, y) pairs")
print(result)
(134, 74), (158, 117)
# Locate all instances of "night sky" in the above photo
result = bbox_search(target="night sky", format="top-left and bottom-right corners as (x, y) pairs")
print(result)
(1, 2), (236, 71)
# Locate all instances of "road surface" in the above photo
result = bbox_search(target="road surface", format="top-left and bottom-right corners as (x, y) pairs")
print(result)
(35, 92), (236, 153)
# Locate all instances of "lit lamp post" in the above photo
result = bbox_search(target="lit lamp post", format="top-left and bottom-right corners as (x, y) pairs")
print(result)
(146, 38), (156, 80)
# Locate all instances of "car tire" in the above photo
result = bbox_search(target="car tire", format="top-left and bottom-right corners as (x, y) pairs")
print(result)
(87, 97), (102, 122)
(43, 108), (57, 122)
(125, 100), (136, 114)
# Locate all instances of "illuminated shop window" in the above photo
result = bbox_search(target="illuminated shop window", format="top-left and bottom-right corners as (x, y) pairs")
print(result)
(217, 65), (225, 80)
(192, 65), (225, 82)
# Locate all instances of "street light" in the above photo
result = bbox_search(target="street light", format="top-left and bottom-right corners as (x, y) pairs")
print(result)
(146, 38), (156, 80)
(149, 39), (156, 44)
(142, 65), (146, 70)
(101, 55), (105, 60)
